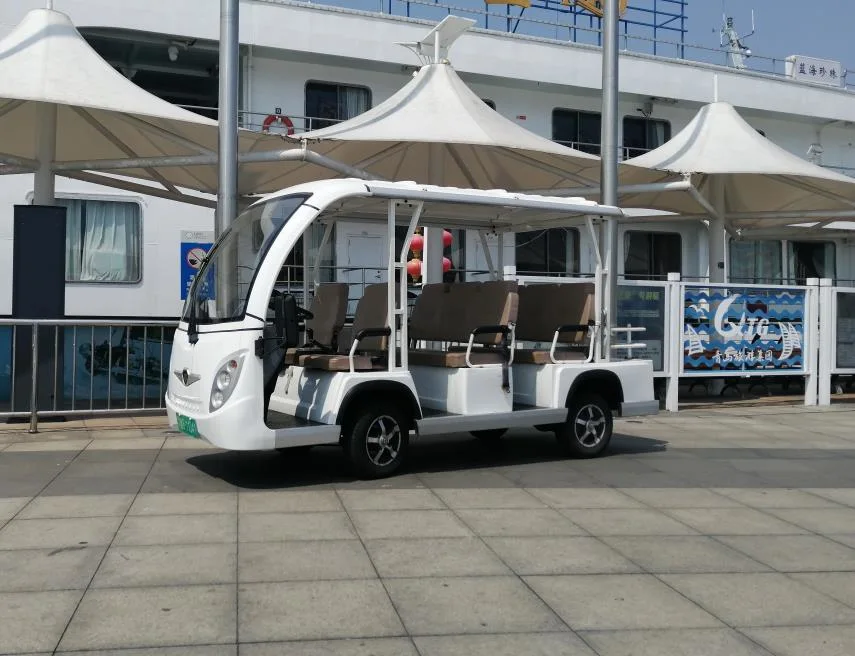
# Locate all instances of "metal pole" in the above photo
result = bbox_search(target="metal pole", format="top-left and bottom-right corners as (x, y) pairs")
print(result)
(217, 0), (239, 239)
(28, 323), (39, 434)
(600, 0), (620, 362)
(33, 102), (57, 205)
(217, 0), (240, 314)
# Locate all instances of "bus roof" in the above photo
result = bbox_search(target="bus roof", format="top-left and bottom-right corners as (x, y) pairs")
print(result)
(251, 178), (622, 232)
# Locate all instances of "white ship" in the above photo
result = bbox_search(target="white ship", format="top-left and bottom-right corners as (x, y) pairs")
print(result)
(1, 0), (853, 323)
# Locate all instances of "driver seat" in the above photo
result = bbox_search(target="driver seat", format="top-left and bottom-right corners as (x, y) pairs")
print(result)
(283, 283), (348, 366)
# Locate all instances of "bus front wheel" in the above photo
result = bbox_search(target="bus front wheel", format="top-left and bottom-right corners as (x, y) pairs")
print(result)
(343, 403), (410, 479)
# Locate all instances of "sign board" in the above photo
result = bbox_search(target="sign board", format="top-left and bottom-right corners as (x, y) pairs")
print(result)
(785, 55), (844, 88)
(616, 285), (665, 371)
(180, 230), (214, 301)
(564, 0), (628, 18)
(683, 289), (806, 373)
(836, 291), (855, 369)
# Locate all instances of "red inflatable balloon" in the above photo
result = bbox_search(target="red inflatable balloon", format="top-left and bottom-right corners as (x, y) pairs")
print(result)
(410, 233), (424, 252)
(442, 257), (452, 273)
(406, 259), (422, 277)
(442, 229), (453, 248)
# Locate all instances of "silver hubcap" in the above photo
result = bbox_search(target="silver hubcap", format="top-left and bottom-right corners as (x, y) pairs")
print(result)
(573, 404), (607, 447)
(365, 415), (401, 467)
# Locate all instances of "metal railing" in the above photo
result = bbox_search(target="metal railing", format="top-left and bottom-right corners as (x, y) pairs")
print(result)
(0, 319), (177, 433)
(251, 0), (852, 90)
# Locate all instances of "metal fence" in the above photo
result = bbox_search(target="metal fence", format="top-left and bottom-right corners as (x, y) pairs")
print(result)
(0, 319), (177, 433)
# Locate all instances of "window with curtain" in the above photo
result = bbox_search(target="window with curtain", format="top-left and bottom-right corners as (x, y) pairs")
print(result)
(622, 116), (671, 159)
(305, 81), (371, 130)
(789, 241), (836, 284)
(515, 228), (579, 276)
(624, 231), (681, 280)
(729, 239), (782, 284)
(552, 109), (602, 155)
(58, 198), (141, 283)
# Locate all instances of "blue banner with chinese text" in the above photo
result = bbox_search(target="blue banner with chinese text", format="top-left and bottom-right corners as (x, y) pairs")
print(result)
(683, 289), (806, 373)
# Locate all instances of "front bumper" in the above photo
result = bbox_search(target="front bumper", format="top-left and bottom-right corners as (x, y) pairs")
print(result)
(166, 394), (277, 451)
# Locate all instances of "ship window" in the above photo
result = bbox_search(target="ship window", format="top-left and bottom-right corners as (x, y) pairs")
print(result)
(305, 81), (371, 130)
(729, 239), (783, 284)
(622, 116), (671, 159)
(552, 109), (601, 155)
(56, 198), (142, 283)
(789, 241), (835, 284)
(515, 228), (580, 275)
(624, 231), (681, 280)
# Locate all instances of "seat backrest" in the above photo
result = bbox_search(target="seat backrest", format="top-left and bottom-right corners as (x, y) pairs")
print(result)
(410, 281), (519, 346)
(305, 283), (348, 347)
(348, 283), (390, 352)
(515, 282), (595, 344)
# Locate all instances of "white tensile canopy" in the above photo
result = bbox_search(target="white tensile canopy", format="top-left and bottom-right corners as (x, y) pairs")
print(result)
(616, 101), (855, 229)
(0, 7), (369, 207)
(0, 9), (604, 208)
(258, 58), (603, 192)
(606, 101), (855, 280)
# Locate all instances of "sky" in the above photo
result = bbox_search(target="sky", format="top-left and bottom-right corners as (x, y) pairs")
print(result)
(686, 0), (851, 70)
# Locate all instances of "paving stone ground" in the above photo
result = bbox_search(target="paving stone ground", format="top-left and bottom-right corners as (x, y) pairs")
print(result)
(1, 405), (855, 655)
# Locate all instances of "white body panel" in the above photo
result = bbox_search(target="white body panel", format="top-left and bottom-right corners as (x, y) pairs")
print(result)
(410, 365), (513, 415)
(513, 359), (657, 412)
(272, 365), (420, 425)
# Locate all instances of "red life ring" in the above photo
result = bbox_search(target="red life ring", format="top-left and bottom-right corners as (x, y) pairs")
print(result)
(262, 114), (295, 135)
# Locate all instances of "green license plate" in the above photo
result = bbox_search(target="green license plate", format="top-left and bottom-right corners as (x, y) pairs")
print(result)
(176, 414), (199, 438)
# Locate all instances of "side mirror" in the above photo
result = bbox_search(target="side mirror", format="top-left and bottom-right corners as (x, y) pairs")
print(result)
(273, 293), (299, 349)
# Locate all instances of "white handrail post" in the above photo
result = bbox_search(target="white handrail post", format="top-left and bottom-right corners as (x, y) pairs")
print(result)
(664, 272), (682, 412)
(803, 278), (820, 406)
(817, 278), (834, 406)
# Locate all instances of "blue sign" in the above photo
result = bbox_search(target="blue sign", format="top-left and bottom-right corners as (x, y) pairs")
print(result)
(683, 289), (806, 373)
(180, 230), (214, 301)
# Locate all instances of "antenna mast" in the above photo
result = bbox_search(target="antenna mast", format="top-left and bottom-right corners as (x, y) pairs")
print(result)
(720, 11), (755, 69)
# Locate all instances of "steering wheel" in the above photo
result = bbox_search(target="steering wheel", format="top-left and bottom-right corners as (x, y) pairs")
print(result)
(268, 289), (314, 320)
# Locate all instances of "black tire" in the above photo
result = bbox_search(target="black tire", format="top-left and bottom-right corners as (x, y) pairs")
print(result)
(470, 428), (508, 441)
(343, 403), (410, 479)
(557, 393), (613, 458)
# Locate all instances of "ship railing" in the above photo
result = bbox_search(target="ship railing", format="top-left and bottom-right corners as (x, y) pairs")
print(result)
(0, 319), (177, 433)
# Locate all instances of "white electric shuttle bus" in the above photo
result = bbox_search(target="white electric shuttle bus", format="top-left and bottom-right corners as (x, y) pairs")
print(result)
(165, 179), (658, 478)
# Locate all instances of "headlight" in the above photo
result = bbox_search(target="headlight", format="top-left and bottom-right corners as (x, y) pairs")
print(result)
(209, 354), (244, 412)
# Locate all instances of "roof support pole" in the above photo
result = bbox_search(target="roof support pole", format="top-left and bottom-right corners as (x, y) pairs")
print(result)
(599, 0), (620, 362)
(33, 102), (57, 204)
(708, 175), (727, 282)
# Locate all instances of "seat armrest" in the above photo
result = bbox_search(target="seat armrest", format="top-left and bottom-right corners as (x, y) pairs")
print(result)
(354, 326), (392, 342)
(471, 325), (510, 338)
(550, 322), (597, 364)
(348, 326), (391, 372)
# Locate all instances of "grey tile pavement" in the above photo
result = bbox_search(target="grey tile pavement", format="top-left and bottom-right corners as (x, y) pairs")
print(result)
(2, 406), (855, 653)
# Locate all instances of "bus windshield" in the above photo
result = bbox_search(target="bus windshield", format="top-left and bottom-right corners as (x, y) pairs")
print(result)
(181, 194), (308, 325)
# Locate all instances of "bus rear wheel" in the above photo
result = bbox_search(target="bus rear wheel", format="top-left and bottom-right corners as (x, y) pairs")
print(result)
(344, 403), (410, 479)
(557, 393), (613, 458)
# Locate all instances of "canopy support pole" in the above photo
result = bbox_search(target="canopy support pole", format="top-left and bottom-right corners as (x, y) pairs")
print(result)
(33, 102), (57, 204)
(423, 143), (444, 284)
(53, 147), (381, 180)
(708, 176), (727, 283)
(217, 0), (239, 240)
(58, 171), (216, 208)
(599, 0), (620, 362)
